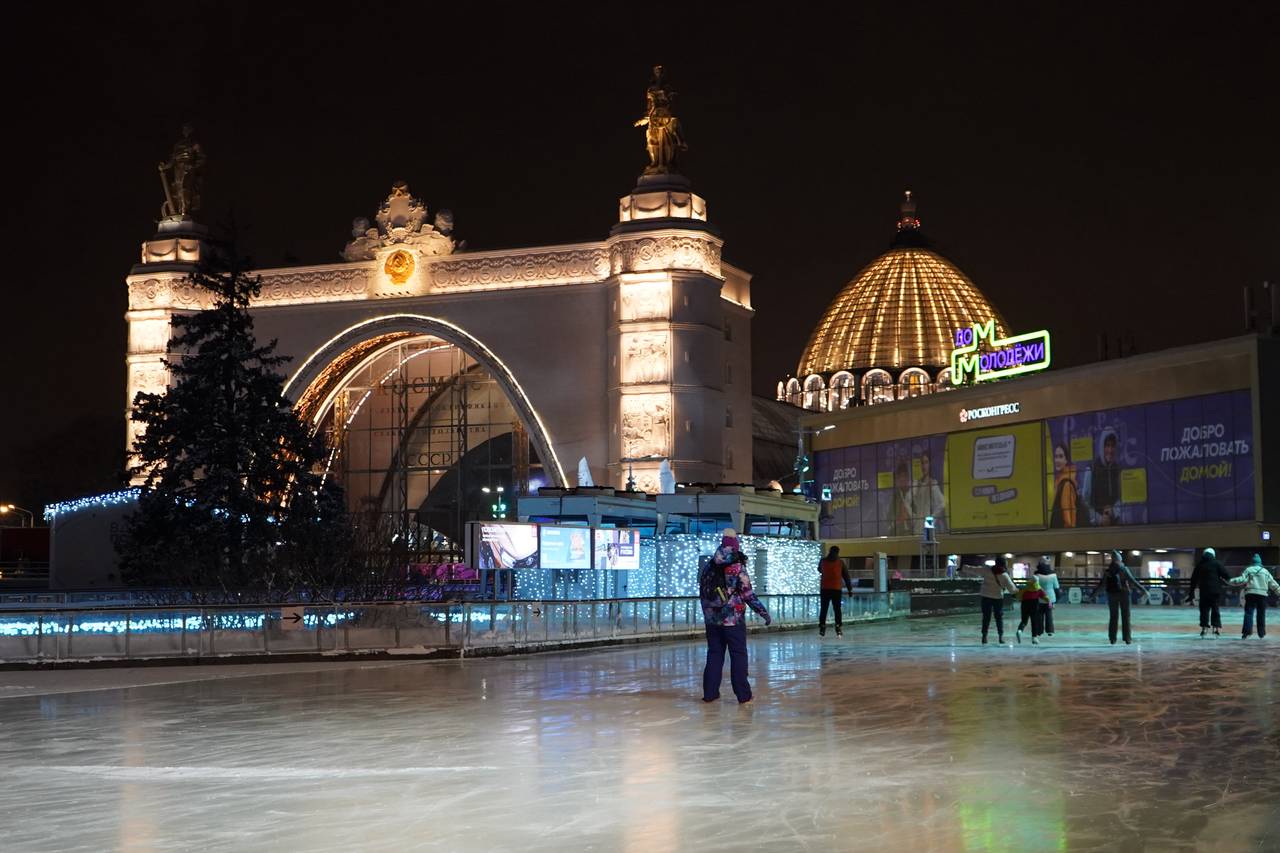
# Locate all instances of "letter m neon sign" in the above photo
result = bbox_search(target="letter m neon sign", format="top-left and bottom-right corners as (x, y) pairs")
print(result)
(951, 320), (1051, 385)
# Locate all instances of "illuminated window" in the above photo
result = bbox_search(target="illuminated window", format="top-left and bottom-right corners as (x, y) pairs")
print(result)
(862, 369), (894, 405)
(830, 371), (855, 409)
(898, 367), (931, 400)
(803, 374), (826, 411)
(935, 368), (953, 391)
(785, 378), (802, 407)
(775, 380), (785, 400)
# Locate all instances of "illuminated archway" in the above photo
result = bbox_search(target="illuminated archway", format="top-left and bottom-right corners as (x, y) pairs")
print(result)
(284, 314), (567, 488)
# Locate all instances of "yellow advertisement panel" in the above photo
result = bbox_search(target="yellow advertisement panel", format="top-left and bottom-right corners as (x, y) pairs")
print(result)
(947, 422), (1045, 531)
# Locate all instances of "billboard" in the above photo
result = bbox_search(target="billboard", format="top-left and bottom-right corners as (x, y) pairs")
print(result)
(475, 522), (540, 570)
(815, 388), (1255, 541)
(539, 525), (592, 569)
(815, 434), (948, 538)
(593, 528), (642, 570)
(1045, 389), (1254, 528)
(946, 422), (1045, 531)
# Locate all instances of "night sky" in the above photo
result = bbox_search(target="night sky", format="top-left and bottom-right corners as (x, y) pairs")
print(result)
(4, 3), (1277, 515)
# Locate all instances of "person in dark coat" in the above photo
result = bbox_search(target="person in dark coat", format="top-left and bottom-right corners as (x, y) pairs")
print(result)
(1091, 550), (1150, 644)
(1187, 547), (1231, 637)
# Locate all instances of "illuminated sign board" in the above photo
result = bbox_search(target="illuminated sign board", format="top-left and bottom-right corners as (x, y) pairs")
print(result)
(951, 320), (1050, 385)
(959, 402), (1021, 424)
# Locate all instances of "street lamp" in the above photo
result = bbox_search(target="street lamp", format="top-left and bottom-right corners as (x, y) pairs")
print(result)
(1, 504), (34, 528)
(793, 424), (834, 496)
(481, 486), (507, 519)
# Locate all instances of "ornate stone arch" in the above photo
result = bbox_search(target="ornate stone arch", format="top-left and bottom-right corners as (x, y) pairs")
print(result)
(283, 313), (567, 486)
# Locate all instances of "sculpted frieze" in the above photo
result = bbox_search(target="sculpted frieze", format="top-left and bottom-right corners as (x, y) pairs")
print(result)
(430, 247), (610, 290)
(609, 233), (721, 276)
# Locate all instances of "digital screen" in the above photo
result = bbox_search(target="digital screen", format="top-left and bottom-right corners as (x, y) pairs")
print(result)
(593, 528), (642, 571)
(1146, 561), (1173, 579)
(539, 525), (592, 570)
(476, 523), (539, 570)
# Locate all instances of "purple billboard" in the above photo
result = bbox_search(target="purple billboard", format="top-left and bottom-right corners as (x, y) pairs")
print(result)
(817, 388), (1255, 540)
(1046, 389), (1254, 528)
(816, 434), (948, 539)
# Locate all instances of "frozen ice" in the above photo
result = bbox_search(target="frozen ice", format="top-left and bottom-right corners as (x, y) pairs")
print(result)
(1, 606), (1278, 851)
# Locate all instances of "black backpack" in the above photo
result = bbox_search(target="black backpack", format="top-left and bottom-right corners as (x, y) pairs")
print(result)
(700, 557), (728, 603)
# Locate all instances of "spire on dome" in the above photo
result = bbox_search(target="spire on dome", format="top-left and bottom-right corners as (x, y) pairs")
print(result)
(897, 190), (920, 231)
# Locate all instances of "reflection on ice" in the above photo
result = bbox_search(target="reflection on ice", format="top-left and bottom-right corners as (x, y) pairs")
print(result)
(0, 606), (1277, 851)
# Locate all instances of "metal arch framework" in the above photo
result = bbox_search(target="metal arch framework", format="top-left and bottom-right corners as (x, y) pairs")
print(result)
(283, 314), (568, 487)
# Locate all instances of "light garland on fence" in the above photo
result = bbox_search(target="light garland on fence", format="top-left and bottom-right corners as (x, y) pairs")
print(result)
(506, 534), (820, 601)
(43, 489), (142, 522)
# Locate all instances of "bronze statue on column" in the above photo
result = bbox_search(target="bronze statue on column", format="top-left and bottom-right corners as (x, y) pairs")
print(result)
(158, 124), (206, 219)
(634, 65), (687, 176)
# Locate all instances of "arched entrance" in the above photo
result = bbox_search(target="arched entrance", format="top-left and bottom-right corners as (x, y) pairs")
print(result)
(285, 315), (566, 562)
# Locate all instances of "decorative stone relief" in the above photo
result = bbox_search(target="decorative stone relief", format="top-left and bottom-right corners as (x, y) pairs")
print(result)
(130, 267), (370, 310)
(620, 394), (671, 458)
(127, 360), (169, 400)
(343, 182), (456, 261)
(619, 280), (671, 321)
(609, 233), (721, 276)
(257, 268), (370, 304)
(430, 247), (610, 291)
(127, 277), (215, 311)
(621, 331), (670, 384)
(128, 317), (173, 355)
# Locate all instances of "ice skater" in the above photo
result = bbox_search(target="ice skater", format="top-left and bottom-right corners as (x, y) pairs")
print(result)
(699, 528), (771, 704)
(1015, 570), (1047, 644)
(1187, 547), (1231, 637)
(1034, 557), (1060, 637)
(1227, 554), (1280, 639)
(961, 556), (1018, 644)
(1090, 550), (1149, 645)
(817, 545), (854, 637)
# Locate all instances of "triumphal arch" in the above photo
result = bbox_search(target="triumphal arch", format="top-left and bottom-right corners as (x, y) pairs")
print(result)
(125, 71), (753, 560)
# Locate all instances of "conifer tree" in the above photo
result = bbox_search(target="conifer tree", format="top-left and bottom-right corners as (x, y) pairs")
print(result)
(120, 251), (348, 596)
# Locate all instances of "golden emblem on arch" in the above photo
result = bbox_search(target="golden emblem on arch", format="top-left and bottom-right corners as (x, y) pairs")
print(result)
(384, 249), (415, 285)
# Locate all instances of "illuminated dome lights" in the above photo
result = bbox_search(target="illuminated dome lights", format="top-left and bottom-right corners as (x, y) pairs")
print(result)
(783, 192), (1007, 410)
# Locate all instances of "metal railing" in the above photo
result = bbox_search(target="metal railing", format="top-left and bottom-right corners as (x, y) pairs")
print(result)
(0, 592), (909, 665)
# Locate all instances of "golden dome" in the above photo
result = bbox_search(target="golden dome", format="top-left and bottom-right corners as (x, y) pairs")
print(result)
(797, 194), (1005, 375)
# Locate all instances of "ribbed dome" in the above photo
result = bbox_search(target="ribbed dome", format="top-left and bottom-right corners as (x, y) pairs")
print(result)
(796, 195), (1006, 376)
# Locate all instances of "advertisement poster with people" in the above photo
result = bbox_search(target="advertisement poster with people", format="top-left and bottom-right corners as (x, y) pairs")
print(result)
(945, 422), (1045, 531)
(815, 389), (1254, 540)
(1045, 389), (1253, 527)
(815, 436), (947, 538)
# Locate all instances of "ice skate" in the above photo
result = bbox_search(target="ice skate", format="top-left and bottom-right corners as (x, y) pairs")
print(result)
(835, 629), (843, 638)
(1200, 628), (1207, 638)
(1015, 627), (1022, 644)
(1031, 637), (1039, 645)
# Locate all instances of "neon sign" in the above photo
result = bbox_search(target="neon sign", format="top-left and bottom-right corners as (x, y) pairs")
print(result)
(951, 320), (1050, 385)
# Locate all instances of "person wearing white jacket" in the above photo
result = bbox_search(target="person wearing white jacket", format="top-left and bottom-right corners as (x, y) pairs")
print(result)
(961, 556), (1019, 644)
(1034, 557), (1061, 637)
(1228, 554), (1280, 639)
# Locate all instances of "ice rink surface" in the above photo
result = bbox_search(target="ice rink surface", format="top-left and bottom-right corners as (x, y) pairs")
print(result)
(2, 605), (1279, 852)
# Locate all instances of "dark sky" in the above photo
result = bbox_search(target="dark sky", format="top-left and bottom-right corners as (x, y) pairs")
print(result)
(4, 3), (1277, 515)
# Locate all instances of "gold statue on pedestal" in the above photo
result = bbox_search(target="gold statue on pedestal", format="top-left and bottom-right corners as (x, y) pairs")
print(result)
(634, 65), (687, 176)
(158, 124), (206, 219)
